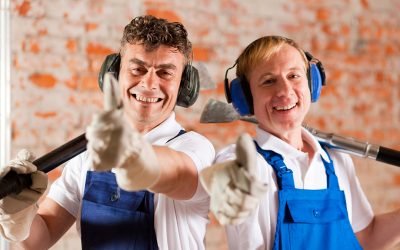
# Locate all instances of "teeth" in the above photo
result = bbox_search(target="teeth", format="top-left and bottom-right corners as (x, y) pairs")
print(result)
(275, 103), (296, 111)
(135, 95), (158, 103)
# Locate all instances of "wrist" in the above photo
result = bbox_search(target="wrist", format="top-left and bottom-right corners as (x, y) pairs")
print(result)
(114, 140), (160, 191)
(0, 204), (38, 242)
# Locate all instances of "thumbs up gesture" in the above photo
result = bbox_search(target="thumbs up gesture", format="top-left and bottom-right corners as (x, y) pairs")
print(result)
(85, 73), (131, 170)
(200, 133), (267, 225)
(85, 73), (160, 191)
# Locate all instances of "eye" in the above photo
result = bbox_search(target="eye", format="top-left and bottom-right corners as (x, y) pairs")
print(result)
(261, 78), (276, 86)
(157, 69), (174, 80)
(288, 72), (304, 81)
(130, 66), (146, 76)
(290, 74), (300, 79)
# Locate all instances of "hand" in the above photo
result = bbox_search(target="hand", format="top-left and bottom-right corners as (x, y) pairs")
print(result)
(85, 72), (131, 170)
(0, 149), (48, 241)
(200, 133), (267, 225)
(85, 73), (160, 191)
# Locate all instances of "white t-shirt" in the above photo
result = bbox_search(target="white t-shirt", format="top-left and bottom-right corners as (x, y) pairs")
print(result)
(215, 127), (374, 250)
(47, 112), (215, 250)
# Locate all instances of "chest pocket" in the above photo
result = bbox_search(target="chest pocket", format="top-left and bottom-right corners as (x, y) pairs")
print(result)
(83, 176), (147, 212)
(286, 199), (347, 224)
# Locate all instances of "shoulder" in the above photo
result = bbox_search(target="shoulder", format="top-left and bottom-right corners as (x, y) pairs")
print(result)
(324, 147), (355, 171)
(63, 150), (91, 173)
(167, 131), (216, 168)
(214, 143), (236, 163)
(322, 147), (359, 185)
(167, 131), (214, 152)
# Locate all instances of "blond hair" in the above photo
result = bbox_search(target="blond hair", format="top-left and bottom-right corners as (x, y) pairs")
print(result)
(236, 36), (308, 80)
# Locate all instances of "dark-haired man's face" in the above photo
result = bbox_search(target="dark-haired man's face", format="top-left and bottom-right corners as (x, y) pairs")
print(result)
(118, 43), (185, 133)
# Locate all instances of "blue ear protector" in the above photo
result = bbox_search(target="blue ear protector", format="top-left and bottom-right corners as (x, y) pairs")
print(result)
(305, 51), (326, 103)
(224, 51), (326, 116)
(224, 62), (254, 116)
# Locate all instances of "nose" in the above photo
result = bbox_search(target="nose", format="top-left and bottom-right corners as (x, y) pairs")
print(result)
(140, 70), (159, 90)
(276, 77), (294, 97)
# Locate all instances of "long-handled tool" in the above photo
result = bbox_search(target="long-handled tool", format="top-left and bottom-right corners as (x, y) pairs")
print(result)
(200, 99), (400, 167)
(2, 98), (399, 200)
(0, 133), (87, 199)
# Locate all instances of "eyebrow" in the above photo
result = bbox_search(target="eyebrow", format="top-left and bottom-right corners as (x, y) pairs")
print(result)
(257, 66), (305, 81)
(261, 66), (305, 76)
(129, 58), (177, 70)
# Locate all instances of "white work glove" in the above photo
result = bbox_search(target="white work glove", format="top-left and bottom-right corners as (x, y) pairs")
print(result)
(200, 133), (267, 225)
(0, 149), (48, 241)
(85, 73), (160, 191)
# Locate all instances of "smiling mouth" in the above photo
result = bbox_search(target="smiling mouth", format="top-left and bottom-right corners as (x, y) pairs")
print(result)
(274, 103), (297, 111)
(132, 94), (162, 103)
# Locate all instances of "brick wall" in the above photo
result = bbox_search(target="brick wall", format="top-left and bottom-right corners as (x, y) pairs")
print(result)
(9, 0), (400, 249)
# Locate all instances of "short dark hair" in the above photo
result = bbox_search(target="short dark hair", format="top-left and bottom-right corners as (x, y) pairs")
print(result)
(120, 15), (192, 63)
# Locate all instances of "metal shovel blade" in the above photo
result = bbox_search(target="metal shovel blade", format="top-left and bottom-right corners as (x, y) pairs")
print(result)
(200, 99), (258, 124)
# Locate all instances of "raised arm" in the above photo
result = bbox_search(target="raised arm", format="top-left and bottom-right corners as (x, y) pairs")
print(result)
(85, 73), (203, 200)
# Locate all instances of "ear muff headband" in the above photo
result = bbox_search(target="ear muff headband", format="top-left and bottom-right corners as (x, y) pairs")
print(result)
(98, 53), (200, 108)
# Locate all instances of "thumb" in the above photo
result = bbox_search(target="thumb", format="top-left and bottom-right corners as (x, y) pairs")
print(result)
(17, 149), (35, 162)
(235, 133), (257, 175)
(103, 72), (122, 111)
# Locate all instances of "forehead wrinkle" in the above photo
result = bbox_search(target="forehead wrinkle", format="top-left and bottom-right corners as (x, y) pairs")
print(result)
(128, 58), (177, 70)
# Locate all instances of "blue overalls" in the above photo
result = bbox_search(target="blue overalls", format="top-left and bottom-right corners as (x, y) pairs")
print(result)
(81, 130), (186, 250)
(255, 142), (363, 250)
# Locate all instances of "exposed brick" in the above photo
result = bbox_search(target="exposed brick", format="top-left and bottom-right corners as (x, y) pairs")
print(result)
(146, 9), (181, 22)
(85, 22), (99, 32)
(15, 0), (31, 16)
(29, 73), (57, 88)
(81, 75), (99, 91)
(38, 28), (48, 36)
(34, 111), (57, 119)
(86, 42), (114, 56)
(48, 168), (62, 181)
(65, 75), (79, 90)
(316, 8), (330, 21)
(30, 41), (40, 54)
(65, 39), (77, 53)
(394, 174), (400, 186)
(9, 2), (400, 250)
(193, 46), (212, 62)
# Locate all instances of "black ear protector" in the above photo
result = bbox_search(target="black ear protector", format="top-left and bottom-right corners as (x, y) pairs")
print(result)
(98, 53), (200, 108)
(224, 51), (326, 116)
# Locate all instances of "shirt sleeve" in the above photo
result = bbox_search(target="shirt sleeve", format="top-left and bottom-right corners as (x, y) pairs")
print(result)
(47, 151), (88, 218)
(214, 144), (237, 163)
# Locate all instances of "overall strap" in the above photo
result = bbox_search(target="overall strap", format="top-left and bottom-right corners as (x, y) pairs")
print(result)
(166, 129), (186, 143)
(254, 141), (295, 190)
(319, 142), (340, 190)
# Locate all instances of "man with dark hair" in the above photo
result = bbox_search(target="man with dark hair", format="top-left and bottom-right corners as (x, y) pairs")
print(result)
(0, 15), (215, 249)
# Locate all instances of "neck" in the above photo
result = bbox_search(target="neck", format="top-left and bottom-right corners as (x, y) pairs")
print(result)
(269, 127), (315, 157)
(124, 117), (154, 135)
(269, 127), (303, 150)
